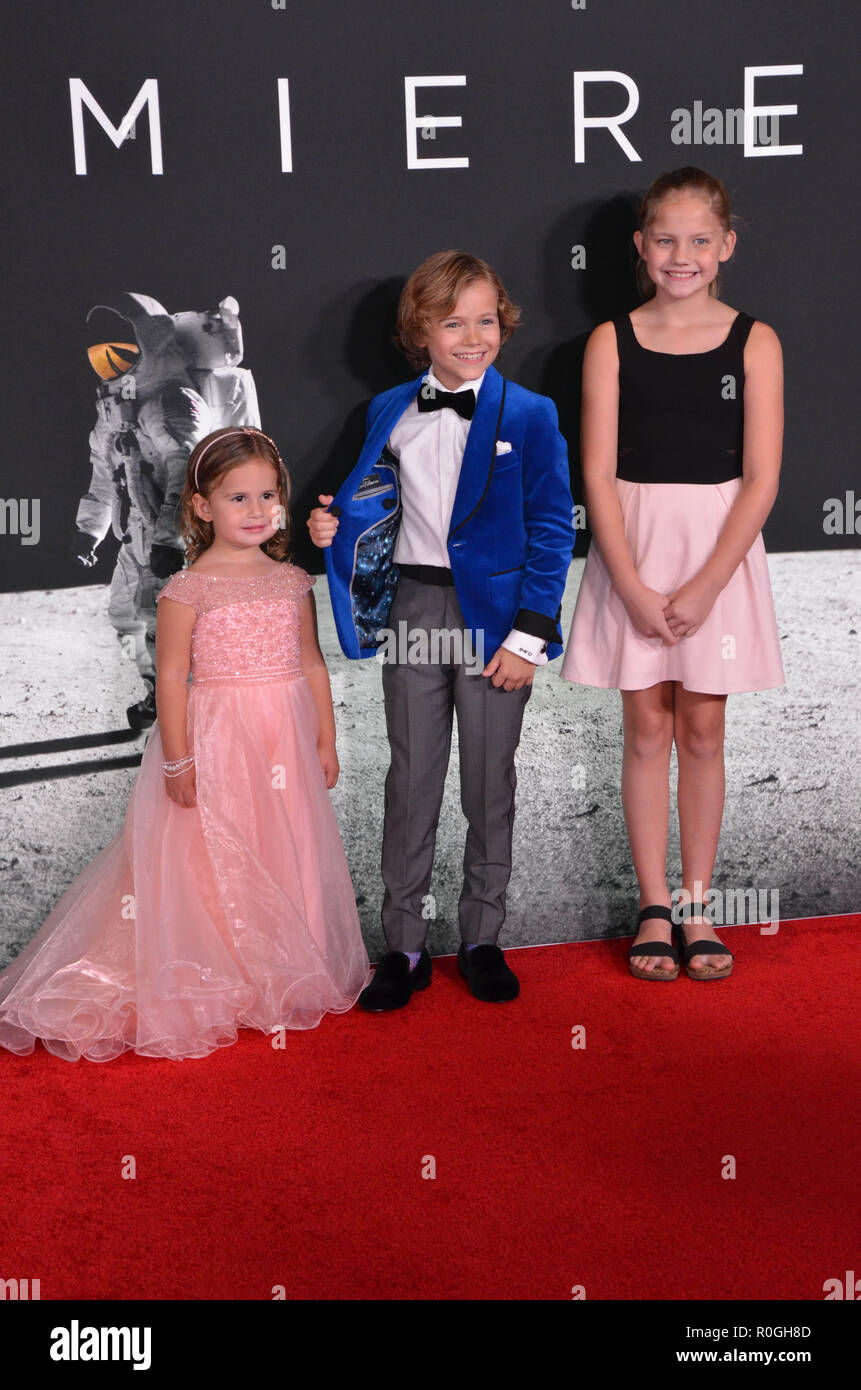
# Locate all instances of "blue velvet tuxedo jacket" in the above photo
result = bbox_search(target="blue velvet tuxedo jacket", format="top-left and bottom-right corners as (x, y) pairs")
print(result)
(324, 363), (575, 661)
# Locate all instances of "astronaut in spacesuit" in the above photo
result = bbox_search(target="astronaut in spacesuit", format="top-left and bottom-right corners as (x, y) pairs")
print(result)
(72, 293), (260, 729)
(172, 293), (260, 433)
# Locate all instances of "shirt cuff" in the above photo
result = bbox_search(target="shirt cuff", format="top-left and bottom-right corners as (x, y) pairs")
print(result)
(501, 629), (549, 665)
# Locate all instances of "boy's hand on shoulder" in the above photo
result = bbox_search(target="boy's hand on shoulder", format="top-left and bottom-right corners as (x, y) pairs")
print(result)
(483, 647), (536, 691)
(307, 495), (339, 548)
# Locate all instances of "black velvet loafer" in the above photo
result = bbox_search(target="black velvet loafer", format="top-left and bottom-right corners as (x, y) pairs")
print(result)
(358, 949), (432, 1012)
(457, 943), (519, 1002)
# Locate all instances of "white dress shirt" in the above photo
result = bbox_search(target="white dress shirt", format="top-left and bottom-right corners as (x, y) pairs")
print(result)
(387, 368), (548, 664)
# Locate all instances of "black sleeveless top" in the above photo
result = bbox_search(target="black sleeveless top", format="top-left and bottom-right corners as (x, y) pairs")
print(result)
(613, 311), (755, 484)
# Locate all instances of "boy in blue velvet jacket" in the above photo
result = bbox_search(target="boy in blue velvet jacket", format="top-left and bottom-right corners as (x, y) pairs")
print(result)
(308, 251), (574, 1010)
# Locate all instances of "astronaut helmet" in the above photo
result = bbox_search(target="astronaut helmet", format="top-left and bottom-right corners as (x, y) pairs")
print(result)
(172, 296), (244, 369)
(86, 293), (191, 397)
(86, 337), (139, 383)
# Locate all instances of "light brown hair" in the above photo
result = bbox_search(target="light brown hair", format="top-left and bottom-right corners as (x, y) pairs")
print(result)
(394, 250), (521, 369)
(635, 166), (736, 301)
(181, 427), (291, 565)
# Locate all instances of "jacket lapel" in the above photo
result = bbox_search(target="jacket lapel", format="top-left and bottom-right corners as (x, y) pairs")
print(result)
(447, 364), (504, 539)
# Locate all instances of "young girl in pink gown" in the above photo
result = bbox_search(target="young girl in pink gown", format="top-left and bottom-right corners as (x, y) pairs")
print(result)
(562, 167), (785, 982)
(0, 426), (371, 1060)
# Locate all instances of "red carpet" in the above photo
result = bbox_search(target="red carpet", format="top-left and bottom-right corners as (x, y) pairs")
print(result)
(1, 914), (858, 1301)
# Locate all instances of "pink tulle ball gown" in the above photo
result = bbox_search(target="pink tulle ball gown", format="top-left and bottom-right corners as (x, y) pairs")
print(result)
(0, 563), (371, 1062)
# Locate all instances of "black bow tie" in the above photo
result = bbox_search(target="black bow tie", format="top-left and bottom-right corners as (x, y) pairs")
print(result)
(416, 384), (476, 421)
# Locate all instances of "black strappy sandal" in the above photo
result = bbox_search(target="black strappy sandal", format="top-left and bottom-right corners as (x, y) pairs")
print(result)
(628, 905), (679, 981)
(675, 902), (734, 980)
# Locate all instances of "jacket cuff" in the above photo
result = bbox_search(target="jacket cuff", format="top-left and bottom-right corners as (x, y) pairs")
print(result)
(513, 606), (563, 645)
(502, 629), (549, 665)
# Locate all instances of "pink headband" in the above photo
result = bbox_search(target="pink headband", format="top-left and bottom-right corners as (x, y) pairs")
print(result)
(193, 427), (283, 489)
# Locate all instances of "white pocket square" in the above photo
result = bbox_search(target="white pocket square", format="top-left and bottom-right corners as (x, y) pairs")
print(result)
(495, 440), (513, 455)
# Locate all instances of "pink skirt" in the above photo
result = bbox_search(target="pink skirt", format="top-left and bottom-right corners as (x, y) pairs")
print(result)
(0, 677), (371, 1062)
(561, 478), (785, 694)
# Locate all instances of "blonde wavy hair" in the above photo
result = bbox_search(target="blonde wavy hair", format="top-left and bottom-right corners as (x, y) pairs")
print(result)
(394, 250), (521, 369)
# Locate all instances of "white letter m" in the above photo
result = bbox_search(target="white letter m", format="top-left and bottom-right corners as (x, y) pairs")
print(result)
(70, 77), (163, 175)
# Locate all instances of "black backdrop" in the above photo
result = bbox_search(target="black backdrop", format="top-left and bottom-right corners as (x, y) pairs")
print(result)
(1, 0), (858, 594)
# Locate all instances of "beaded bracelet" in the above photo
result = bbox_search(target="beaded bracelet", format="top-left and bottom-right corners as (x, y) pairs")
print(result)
(163, 754), (195, 777)
(163, 753), (193, 769)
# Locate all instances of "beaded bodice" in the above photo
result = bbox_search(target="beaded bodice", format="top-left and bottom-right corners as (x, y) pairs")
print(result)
(156, 563), (315, 685)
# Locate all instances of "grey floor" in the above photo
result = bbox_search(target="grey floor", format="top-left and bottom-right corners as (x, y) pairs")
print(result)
(1, 552), (858, 965)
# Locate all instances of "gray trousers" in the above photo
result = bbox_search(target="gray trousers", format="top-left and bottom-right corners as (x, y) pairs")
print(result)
(380, 576), (532, 952)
